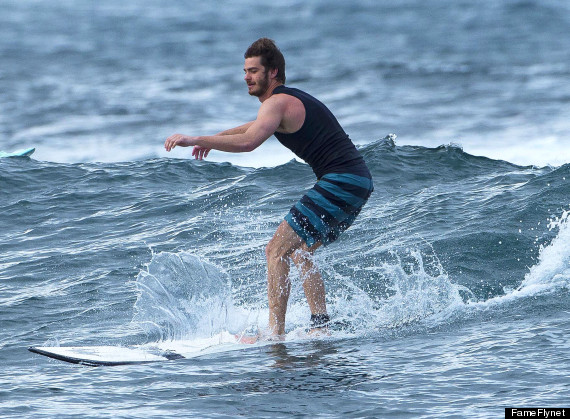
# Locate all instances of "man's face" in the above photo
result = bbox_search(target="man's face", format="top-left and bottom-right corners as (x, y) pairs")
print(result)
(244, 56), (270, 97)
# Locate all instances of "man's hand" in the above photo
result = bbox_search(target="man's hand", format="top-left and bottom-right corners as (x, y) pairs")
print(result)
(192, 146), (211, 160)
(164, 134), (197, 151)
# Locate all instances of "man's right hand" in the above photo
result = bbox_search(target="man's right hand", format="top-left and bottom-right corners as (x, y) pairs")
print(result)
(192, 146), (211, 160)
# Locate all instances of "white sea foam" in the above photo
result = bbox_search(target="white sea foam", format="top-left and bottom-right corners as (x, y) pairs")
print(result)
(132, 251), (235, 340)
(470, 210), (570, 309)
(131, 208), (569, 343)
(510, 210), (569, 296)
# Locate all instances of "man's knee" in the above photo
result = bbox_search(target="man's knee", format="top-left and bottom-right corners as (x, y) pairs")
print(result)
(266, 222), (300, 263)
(266, 235), (291, 264)
(265, 238), (278, 262)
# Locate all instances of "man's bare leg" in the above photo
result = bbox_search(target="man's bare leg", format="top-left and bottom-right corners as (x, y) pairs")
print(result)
(291, 248), (330, 335)
(265, 221), (322, 337)
(266, 252), (291, 337)
(291, 248), (326, 315)
(236, 223), (328, 344)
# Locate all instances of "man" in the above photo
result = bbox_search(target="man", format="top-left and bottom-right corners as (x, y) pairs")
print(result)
(165, 38), (373, 340)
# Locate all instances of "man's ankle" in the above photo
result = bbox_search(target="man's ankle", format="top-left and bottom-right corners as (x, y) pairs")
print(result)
(310, 313), (330, 329)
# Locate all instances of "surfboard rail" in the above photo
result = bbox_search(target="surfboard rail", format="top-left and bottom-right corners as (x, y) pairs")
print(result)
(28, 345), (184, 366)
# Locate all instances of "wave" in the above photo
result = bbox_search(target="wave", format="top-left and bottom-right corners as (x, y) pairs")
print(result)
(2, 141), (568, 345)
(130, 208), (569, 342)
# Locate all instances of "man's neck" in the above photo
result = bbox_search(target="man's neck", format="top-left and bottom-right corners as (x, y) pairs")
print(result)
(259, 81), (283, 103)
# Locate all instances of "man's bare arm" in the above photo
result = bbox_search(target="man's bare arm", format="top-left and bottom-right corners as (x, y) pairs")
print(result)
(165, 97), (284, 155)
(188, 121), (254, 160)
(216, 121), (254, 136)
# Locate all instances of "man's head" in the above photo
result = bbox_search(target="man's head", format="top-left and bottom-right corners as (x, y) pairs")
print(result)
(244, 38), (286, 84)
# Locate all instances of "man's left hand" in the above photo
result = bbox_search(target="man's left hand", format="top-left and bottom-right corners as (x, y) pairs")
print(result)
(164, 134), (197, 151)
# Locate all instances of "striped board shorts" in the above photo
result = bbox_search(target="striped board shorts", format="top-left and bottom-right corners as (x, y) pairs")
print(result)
(285, 173), (374, 248)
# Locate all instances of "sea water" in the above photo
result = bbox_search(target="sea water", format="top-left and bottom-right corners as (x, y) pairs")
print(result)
(1, 1), (569, 418)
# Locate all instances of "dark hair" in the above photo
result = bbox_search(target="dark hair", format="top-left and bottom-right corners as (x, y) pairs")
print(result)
(244, 38), (286, 84)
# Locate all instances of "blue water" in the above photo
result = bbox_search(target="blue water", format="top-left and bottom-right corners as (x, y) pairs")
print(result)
(1, 1), (569, 418)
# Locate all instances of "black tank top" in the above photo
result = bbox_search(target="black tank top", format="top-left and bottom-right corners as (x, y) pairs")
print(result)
(272, 85), (370, 179)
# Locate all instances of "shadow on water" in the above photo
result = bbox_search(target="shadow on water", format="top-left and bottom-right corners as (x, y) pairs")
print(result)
(225, 339), (383, 395)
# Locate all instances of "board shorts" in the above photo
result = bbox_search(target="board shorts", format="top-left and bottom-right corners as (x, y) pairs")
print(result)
(285, 173), (374, 248)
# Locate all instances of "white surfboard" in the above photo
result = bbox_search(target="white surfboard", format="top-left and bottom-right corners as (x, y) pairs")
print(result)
(29, 325), (337, 366)
(29, 331), (249, 366)
(0, 147), (35, 158)
(28, 332), (251, 366)
(28, 345), (180, 366)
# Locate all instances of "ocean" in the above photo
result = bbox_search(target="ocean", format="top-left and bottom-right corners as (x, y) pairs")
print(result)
(1, 0), (569, 418)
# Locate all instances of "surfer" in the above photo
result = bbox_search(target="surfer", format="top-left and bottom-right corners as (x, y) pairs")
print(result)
(165, 38), (373, 340)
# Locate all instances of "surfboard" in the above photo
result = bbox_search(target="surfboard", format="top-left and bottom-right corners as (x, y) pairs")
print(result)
(28, 345), (184, 366)
(29, 331), (252, 366)
(0, 147), (35, 158)
(28, 325), (338, 366)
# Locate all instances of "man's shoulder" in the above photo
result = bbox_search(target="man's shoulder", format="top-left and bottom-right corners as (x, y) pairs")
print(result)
(273, 86), (323, 109)
(264, 88), (301, 108)
(257, 92), (291, 122)
(273, 85), (307, 97)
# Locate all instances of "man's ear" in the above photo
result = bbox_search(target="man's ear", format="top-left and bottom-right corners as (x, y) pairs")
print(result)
(269, 67), (279, 80)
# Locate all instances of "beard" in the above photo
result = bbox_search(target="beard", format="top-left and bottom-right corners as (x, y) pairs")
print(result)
(248, 72), (270, 97)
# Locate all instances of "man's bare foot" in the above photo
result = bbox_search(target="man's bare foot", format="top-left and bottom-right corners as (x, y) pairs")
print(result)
(236, 334), (259, 344)
(235, 330), (286, 344)
(307, 326), (331, 337)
